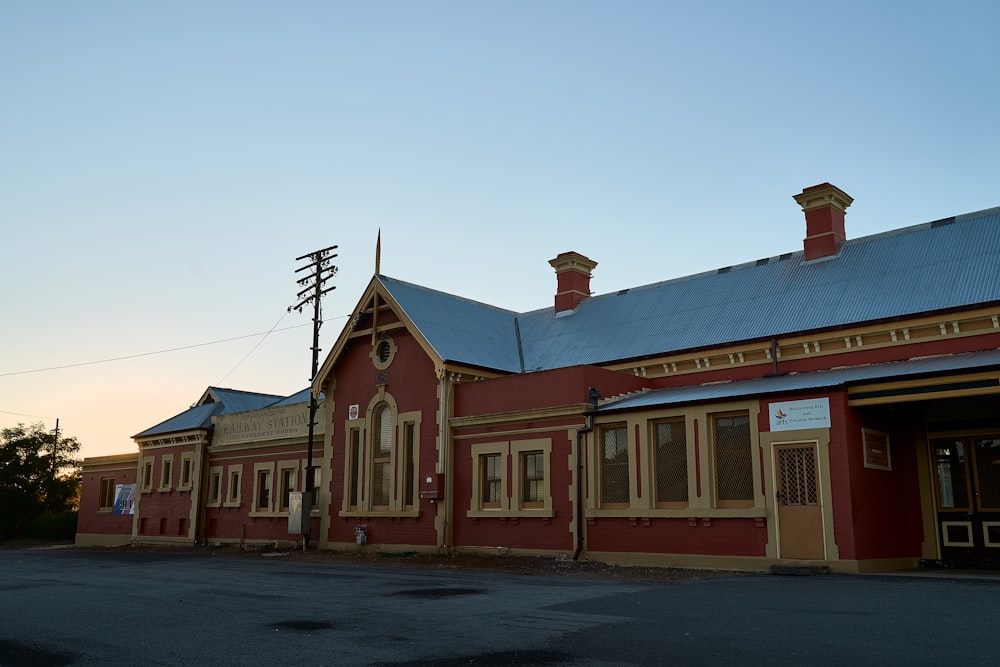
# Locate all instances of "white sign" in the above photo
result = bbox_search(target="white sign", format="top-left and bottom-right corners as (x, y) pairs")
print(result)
(769, 397), (831, 432)
(349, 404), (360, 420)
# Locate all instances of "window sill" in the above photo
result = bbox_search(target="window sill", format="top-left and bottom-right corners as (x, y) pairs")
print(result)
(338, 510), (421, 519)
(97, 508), (113, 514)
(586, 507), (767, 519)
(467, 508), (554, 519)
(222, 501), (241, 509)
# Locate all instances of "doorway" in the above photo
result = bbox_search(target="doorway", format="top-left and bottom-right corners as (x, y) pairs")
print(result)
(932, 436), (1000, 567)
(774, 442), (825, 560)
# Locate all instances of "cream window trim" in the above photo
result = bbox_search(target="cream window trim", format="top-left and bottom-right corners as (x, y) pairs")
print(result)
(468, 441), (510, 516)
(177, 452), (195, 491)
(276, 460), (300, 514)
(224, 464), (243, 508)
(140, 459), (154, 493)
(158, 454), (175, 492)
(342, 391), (422, 516)
(510, 439), (553, 514)
(206, 466), (224, 507)
(250, 462), (276, 516)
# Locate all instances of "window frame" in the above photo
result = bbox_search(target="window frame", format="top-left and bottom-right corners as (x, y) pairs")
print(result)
(251, 462), (274, 515)
(140, 459), (153, 493)
(224, 464), (243, 508)
(598, 424), (631, 509)
(652, 417), (689, 509)
(98, 476), (116, 512)
(276, 461), (299, 513)
(711, 410), (755, 509)
(178, 452), (195, 491)
(339, 391), (421, 517)
(467, 439), (553, 518)
(206, 466), (223, 507)
(158, 454), (174, 492)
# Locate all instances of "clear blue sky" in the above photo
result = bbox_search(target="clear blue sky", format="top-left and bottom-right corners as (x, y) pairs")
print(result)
(2, 2), (998, 459)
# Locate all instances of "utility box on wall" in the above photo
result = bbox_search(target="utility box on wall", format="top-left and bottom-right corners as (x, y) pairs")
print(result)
(288, 491), (313, 534)
(419, 473), (444, 501)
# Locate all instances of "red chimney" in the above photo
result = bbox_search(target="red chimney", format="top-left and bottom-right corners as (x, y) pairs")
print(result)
(793, 183), (854, 260)
(548, 251), (597, 313)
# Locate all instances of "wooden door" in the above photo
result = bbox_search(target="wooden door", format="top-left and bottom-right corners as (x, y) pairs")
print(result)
(775, 443), (824, 560)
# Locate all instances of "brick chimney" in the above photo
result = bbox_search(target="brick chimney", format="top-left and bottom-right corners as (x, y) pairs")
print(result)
(548, 251), (597, 313)
(793, 183), (854, 260)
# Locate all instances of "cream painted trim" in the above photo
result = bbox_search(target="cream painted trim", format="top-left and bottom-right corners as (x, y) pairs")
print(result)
(370, 333), (398, 371)
(177, 452), (195, 491)
(510, 439), (553, 514)
(158, 454), (174, 492)
(468, 441), (510, 514)
(275, 460), (300, 513)
(223, 464), (243, 508)
(983, 522), (1000, 548)
(941, 521), (975, 547)
(249, 462), (275, 515)
(140, 458), (154, 493)
(206, 466), (224, 507)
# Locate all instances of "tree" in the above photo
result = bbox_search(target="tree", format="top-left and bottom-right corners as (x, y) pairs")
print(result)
(0, 422), (81, 540)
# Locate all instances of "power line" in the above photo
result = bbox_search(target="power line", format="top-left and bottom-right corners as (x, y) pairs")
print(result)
(0, 319), (350, 378)
(215, 311), (290, 385)
(0, 408), (54, 420)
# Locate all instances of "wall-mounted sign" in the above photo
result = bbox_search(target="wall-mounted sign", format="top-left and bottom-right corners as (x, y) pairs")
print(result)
(349, 404), (360, 420)
(113, 484), (135, 515)
(769, 397), (831, 432)
(862, 428), (892, 471)
(213, 403), (315, 446)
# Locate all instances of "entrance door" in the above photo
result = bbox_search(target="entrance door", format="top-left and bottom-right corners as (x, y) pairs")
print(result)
(932, 437), (1000, 567)
(774, 443), (824, 560)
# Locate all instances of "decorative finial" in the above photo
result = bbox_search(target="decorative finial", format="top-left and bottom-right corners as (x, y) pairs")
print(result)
(375, 228), (381, 275)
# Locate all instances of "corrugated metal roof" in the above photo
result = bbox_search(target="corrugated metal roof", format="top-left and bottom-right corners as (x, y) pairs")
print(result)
(134, 387), (288, 438)
(379, 208), (1000, 374)
(600, 349), (1000, 413)
(377, 276), (523, 372)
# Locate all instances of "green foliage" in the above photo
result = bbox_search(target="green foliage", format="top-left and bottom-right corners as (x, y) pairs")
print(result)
(21, 511), (79, 541)
(0, 423), (82, 540)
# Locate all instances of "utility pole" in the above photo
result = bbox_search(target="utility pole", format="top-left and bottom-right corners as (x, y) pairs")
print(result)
(289, 244), (338, 547)
(51, 418), (60, 475)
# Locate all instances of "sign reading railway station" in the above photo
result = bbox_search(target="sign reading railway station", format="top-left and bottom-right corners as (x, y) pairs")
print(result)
(212, 403), (313, 446)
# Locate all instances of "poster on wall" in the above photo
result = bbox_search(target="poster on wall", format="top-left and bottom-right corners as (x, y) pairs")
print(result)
(862, 428), (892, 471)
(113, 484), (135, 515)
(769, 397), (831, 432)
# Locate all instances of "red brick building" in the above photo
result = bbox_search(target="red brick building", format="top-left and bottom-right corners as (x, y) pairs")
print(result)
(78, 183), (1000, 572)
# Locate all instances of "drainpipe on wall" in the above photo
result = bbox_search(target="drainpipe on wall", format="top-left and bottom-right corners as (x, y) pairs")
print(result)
(573, 388), (599, 561)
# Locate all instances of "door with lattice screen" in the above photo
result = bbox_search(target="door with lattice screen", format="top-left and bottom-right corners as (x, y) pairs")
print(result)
(774, 443), (824, 560)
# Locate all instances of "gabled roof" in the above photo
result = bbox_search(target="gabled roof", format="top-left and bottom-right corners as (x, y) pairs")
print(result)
(133, 387), (288, 438)
(373, 207), (1000, 374)
(376, 276), (523, 373)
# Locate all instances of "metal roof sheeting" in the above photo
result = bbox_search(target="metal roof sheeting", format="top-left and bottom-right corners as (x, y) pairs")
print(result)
(134, 388), (298, 438)
(380, 209), (1000, 374)
(598, 349), (1000, 413)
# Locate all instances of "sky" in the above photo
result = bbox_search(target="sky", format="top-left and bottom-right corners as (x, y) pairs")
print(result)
(2, 1), (998, 460)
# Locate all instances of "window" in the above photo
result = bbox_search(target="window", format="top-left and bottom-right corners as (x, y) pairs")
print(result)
(99, 477), (115, 511)
(159, 454), (174, 491)
(348, 428), (361, 509)
(713, 412), (753, 508)
(468, 439), (552, 517)
(481, 454), (502, 509)
(340, 395), (421, 516)
(207, 467), (223, 506)
(141, 460), (153, 492)
(225, 465), (243, 507)
(179, 453), (194, 490)
(277, 462), (298, 512)
(520, 451), (544, 509)
(372, 404), (393, 508)
(600, 425), (630, 507)
(371, 335), (397, 370)
(254, 468), (272, 513)
(654, 419), (688, 507)
(402, 422), (416, 509)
